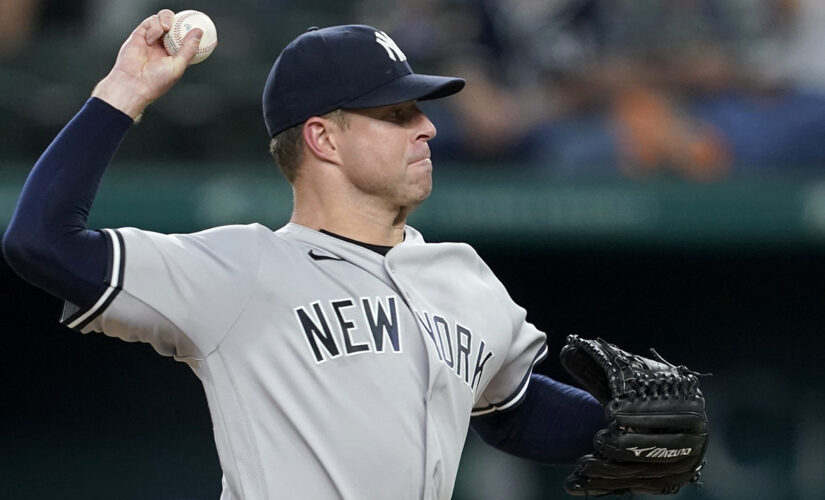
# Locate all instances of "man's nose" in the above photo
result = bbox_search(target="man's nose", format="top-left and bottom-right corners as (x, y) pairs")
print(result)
(416, 111), (437, 141)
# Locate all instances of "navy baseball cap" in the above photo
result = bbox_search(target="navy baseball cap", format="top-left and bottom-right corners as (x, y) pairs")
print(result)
(263, 25), (465, 137)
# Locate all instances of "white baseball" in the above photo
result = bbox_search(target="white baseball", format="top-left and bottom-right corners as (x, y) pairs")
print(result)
(162, 10), (218, 65)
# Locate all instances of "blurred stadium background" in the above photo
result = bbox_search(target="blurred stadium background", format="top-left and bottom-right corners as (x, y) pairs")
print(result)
(3, 0), (825, 498)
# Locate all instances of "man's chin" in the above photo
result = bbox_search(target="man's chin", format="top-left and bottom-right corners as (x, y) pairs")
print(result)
(404, 185), (432, 212)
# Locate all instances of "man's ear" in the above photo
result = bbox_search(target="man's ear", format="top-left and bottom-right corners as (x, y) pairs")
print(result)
(303, 116), (341, 164)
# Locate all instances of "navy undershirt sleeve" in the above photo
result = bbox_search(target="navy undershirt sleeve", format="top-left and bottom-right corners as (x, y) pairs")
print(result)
(470, 373), (605, 465)
(2, 98), (133, 308)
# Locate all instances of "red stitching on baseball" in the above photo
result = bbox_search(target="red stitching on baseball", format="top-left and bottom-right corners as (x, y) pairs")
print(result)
(169, 11), (215, 54)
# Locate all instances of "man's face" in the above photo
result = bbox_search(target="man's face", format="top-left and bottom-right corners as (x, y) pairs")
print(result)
(334, 101), (438, 210)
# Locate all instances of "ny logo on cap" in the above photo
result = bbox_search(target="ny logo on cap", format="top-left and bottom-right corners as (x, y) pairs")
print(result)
(375, 31), (407, 62)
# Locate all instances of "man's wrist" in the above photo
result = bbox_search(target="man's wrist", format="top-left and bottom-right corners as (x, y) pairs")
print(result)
(91, 72), (152, 121)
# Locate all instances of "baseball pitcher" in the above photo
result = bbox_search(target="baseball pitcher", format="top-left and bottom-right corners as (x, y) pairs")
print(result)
(3, 9), (707, 499)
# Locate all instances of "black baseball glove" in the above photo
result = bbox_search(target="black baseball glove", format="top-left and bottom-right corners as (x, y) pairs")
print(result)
(560, 335), (708, 496)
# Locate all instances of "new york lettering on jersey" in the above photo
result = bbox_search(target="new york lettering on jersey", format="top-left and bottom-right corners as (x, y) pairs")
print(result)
(293, 295), (495, 394)
(294, 296), (402, 362)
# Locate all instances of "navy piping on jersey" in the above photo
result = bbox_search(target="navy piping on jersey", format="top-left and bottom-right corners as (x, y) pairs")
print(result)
(471, 341), (549, 416)
(60, 229), (125, 330)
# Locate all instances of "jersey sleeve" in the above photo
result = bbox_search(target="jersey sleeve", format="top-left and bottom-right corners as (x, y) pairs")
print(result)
(60, 224), (263, 359)
(471, 258), (548, 416)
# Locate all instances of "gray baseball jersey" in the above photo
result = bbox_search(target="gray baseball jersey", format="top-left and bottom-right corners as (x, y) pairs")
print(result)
(60, 222), (548, 499)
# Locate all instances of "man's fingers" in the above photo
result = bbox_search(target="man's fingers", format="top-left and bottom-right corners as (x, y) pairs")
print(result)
(174, 28), (203, 65)
(158, 9), (175, 30)
(143, 16), (165, 45)
(144, 10), (175, 46)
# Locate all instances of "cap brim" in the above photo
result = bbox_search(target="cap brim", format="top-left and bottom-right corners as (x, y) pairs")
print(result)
(341, 73), (465, 109)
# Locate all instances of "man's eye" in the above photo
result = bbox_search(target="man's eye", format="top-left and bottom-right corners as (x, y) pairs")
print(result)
(387, 109), (408, 123)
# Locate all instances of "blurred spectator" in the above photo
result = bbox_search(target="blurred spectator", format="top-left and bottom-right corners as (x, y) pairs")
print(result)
(549, 0), (745, 179)
(1, 0), (95, 156)
(520, 0), (825, 178)
(685, 0), (825, 173)
(774, 0), (825, 89)
(0, 0), (38, 59)
(5, 0), (825, 177)
(361, 0), (825, 179)
(0, 0), (88, 59)
(1, 0), (367, 162)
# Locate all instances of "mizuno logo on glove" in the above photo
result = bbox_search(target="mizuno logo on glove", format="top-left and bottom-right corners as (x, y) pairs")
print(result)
(627, 446), (693, 458)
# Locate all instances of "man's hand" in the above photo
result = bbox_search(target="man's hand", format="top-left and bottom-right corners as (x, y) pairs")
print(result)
(92, 9), (203, 119)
